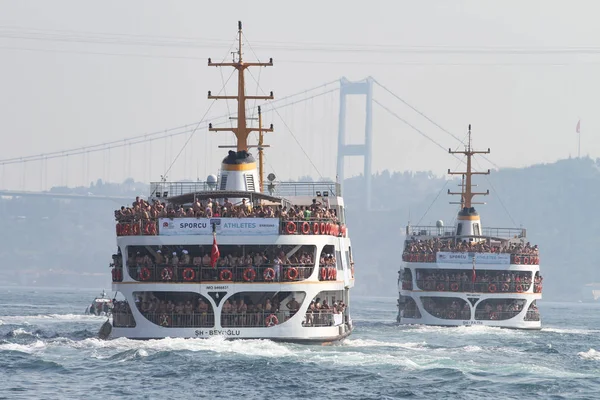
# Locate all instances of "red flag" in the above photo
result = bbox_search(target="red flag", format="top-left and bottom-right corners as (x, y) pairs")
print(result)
(576, 120), (581, 134)
(210, 234), (220, 268)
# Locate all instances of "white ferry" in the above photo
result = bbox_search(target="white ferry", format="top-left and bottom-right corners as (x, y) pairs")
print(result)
(397, 127), (542, 329)
(102, 22), (355, 343)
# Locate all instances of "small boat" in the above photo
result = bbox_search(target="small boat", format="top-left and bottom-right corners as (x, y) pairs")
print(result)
(86, 290), (113, 316)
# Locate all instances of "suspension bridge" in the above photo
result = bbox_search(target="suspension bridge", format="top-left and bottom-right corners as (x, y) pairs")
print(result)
(0, 77), (494, 208)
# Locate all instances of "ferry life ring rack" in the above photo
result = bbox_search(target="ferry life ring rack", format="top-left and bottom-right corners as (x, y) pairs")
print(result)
(161, 267), (174, 281)
(160, 314), (171, 327)
(219, 269), (233, 281)
(450, 282), (459, 292)
(182, 267), (195, 282)
(301, 222), (311, 235)
(263, 267), (275, 282)
(139, 267), (151, 281)
(320, 267), (328, 281)
(488, 284), (497, 293)
(265, 314), (279, 327)
(286, 267), (299, 281)
(243, 267), (257, 282)
(436, 283), (445, 291)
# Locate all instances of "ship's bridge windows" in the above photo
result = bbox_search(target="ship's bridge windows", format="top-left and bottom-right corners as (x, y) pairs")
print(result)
(112, 292), (136, 328)
(126, 244), (316, 283)
(303, 290), (348, 327)
(221, 291), (306, 328)
(456, 223), (463, 236)
(474, 298), (526, 321)
(133, 291), (215, 328)
(473, 223), (481, 237)
(421, 297), (470, 320)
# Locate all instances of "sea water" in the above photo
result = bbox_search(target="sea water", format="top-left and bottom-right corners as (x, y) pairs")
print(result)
(1, 287), (599, 399)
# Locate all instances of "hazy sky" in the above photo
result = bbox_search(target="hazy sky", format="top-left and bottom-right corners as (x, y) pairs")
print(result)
(0, 0), (598, 190)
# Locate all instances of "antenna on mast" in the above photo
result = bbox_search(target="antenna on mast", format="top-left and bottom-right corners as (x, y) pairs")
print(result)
(207, 21), (275, 152)
(447, 125), (491, 208)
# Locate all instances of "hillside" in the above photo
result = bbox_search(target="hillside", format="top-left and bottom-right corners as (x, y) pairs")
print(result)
(0, 157), (598, 301)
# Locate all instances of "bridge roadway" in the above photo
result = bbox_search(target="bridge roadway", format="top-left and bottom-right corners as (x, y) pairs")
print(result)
(0, 190), (131, 202)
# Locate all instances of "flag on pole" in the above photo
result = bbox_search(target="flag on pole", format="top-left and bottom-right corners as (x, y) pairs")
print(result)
(576, 120), (581, 134)
(210, 225), (219, 268)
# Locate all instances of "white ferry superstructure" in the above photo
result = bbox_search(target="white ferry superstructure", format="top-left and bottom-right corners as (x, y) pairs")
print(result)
(104, 22), (355, 343)
(396, 127), (542, 329)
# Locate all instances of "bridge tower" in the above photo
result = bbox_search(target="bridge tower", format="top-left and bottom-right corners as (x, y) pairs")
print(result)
(336, 77), (373, 209)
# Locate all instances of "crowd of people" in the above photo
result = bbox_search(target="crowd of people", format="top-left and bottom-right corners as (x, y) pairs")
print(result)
(421, 297), (471, 320)
(414, 269), (537, 293)
(303, 296), (347, 327)
(114, 196), (339, 223)
(112, 301), (135, 328)
(473, 299), (526, 321)
(403, 238), (540, 259)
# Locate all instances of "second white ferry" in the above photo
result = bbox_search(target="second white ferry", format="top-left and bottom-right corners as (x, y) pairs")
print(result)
(397, 127), (542, 329)
(102, 22), (355, 343)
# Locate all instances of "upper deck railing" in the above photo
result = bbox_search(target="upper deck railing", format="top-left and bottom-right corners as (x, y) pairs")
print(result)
(406, 225), (526, 240)
(150, 180), (340, 200)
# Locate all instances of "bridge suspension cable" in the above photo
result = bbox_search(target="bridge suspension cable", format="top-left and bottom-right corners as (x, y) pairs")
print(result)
(0, 80), (339, 166)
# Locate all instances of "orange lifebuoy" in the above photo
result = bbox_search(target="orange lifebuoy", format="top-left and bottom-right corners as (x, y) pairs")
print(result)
(132, 223), (141, 235)
(285, 221), (297, 234)
(263, 267), (275, 282)
(320, 222), (326, 235)
(514, 256), (521, 265)
(301, 222), (310, 235)
(265, 314), (279, 327)
(523, 257), (530, 265)
(121, 224), (130, 235)
(243, 267), (257, 282)
(326, 223), (332, 235)
(286, 267), (299, 281)
(488, 284), (497, 293)
(312, 222), (320, 235)
(161, 267), (173, 281)
(139, 267), (151, 281)
(516, 284), (523, 293)
(436, 283), (445, 291)
(219, 269), (233, 281)
(182, 267), (195, 281)
(320, 267), (327, 280)
(111, 268), (122, 282)
(450, 282), (459, 291)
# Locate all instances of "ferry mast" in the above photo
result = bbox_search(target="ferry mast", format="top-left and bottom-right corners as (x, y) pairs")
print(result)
(208, 21), (274, 152)
(447, 125), (491, 208)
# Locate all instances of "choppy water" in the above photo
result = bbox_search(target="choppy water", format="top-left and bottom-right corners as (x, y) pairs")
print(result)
(1, 288), (599, 399)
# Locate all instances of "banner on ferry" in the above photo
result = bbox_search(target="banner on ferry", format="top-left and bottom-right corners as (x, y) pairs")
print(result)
(158, 218), (279, 236)
(435, 252), (510, 265)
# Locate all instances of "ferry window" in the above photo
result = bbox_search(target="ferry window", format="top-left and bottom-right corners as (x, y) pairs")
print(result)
(456, 223), (463, 236)
(336, 250), (343, 270)
(474, 223), (481, 236)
